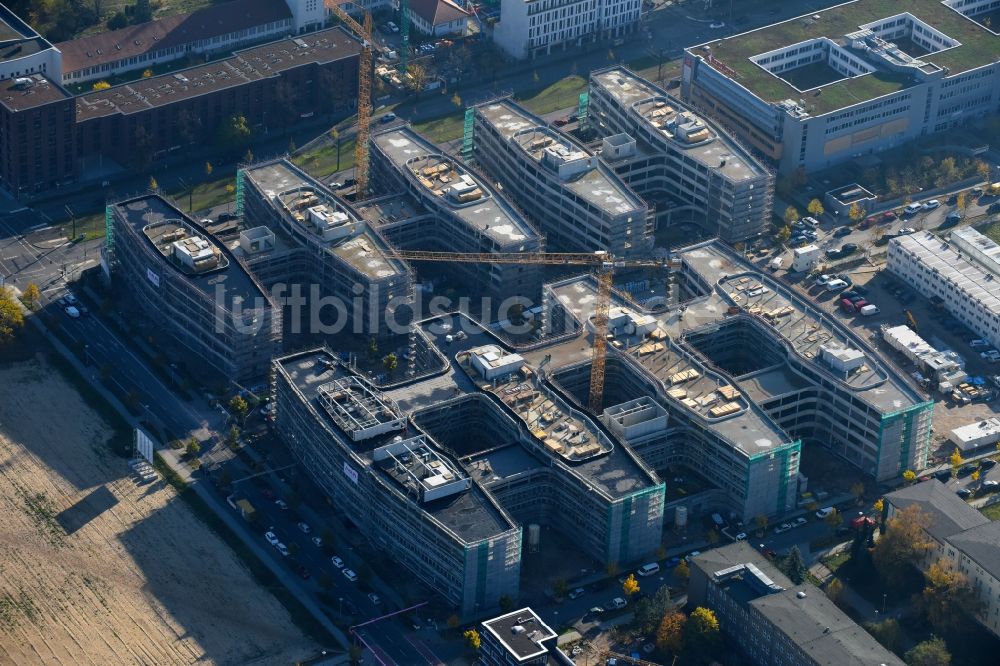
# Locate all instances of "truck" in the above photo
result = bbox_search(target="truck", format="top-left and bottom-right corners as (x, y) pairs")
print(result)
(769, 256), (783, 271)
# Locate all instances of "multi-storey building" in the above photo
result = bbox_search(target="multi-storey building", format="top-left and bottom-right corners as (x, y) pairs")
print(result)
(888, 228), (1000, 351)
(105, 194), (280, 381)
(239, 159), (413, 337)
(884, 479), (1000, 638)
(55, 0), (297, 85)
(493, 0), (641, 59)
(473, 98), (651, 258)
(588, 67), (773, 243)
(689, 543), (904, 665)
(480, 607), (559, 666)
(369, 125), (544, 311)
(0, 4), (62, 82)
(682, 0), (1000, 174)
(0, 22), (360, 200)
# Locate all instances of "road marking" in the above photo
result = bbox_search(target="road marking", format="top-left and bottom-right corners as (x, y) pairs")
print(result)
(403, 633), (445, 666)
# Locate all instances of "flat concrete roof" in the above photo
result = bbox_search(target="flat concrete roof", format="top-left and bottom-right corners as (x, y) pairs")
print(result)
(244, 159), (409, 281)
(276, 349), (515, 543)
(76, 27), (360, 121)
(370, 126), (541, 247)
(475, 99), (646, 217)
(590, 67), (763, 183)
(115, 195), (266, 311)
(678, 241), (921, 413)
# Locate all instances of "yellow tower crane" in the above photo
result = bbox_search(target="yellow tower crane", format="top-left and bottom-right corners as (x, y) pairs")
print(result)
(328, 3), (373, 198)
(387, 249), (667, 413)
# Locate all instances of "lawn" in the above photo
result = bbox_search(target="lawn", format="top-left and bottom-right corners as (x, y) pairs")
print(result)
(63, 211), (108, 241)
(412, 114), (465, 143)
(980, 219), (1000, 245)
(292, 137), (358, 180)
(167, 175), (238, 214)
(821, 549), (851, 573)
(981, 502), (1000, 521)
(516, 75), (587, 115)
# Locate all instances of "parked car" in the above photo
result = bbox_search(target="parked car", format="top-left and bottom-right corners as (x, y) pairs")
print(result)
(331, 556), (344, 568)
(792, 517), (808, 528)
(609, 597), (628, 610)
(275, 499), (288, 509)
(64, 305), (81, 318)
(934, 469), (952, 483)
(903, 202), (923, 216)
(735, 532), (748, 541)
(957, 488), (973, 499)
(980, 459), (997, 470)
(311, 536), (323, 547)
(368, 592), (382, 605)
(881, 211), (897, 223)
(840, 243), (858, 254)
(970, 339), (991, 349)
(379, 112), (397, 124)
(982, 480), (1000, 492)
(923, 199), (941, 210)
(343, 568), (358, 582)
(568, 587), (586, 600)
(297, 522), (311, 534)
(833, 227), (852, 237)
(899, 227), (916, 235)
(275, 543), (289, 556)
(958, 464), (978, 478)
(773, 523), (792, 534)
(815, 507), (835, 519)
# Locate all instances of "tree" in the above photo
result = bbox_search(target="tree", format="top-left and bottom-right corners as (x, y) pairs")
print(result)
(950, 449), (964, 476)
(229, 395), (249, 423)
(451, 92), (461, 108)
(553, 578), (568, 598)
(148, 175), (158, 190)
(134, 0), (153, 22)
(673, 560), (690, 584)
(498, 594), (514, 613)
(656, 611), (687, 656)
(107, 11), (127, 29)
(865, 618), (902, 653)
(406, 63), (428, 97)
(383, 353), (398, 373)
(825, 508), (844, 533)
(0, 288), (25, 344)
(205, 162), (213, 177)
(683, 607), (721, 660)
(784, 206), (799, 224)
(368, 337), (379, 356)
(622, 573), (640, 598)
(754, 514), (769, 535)
(217, 114), (251, 151)
(185, 438), (201, 458)
(902, 470), (917, 484)
(920, 559), (983, 634)
(955, 191), (967, 217)
(851, 481), (865, 504)
(872, 504), (934, 590)
(92, 80), (111, 91)
(848, 202), (866, 223)
(606, 561), (620, 577)
(776, 225), (791, 243)
(244, 147), (254, 164)
(807, 198), (825, 217)
(634, 585), (672, 634)
(825, 578), (844, 605)
(971, 469), (980, 483)
(463, 628), (481, 650)
(142, 68), (153, 78)
(287, 541), (299, 556)
(706, 529), (720, 546)
(780, 545), (808, 584)
(976, 159), (991, 181)
(288, 138), (297, 154)
(446, 614), (460, 629)
(226, 424), (240, 447)
(874, 498), (884, 513)
(21, 282), (40, 309)
(905, 637), (952, 666)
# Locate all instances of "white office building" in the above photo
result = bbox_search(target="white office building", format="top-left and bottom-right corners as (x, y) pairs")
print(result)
(682, 0), (1000, 174)
(887, 228), (1000, 350)
(493, 0), (641, 60)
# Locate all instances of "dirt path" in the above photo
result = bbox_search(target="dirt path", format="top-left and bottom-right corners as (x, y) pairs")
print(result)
(0, 355), (317, 665)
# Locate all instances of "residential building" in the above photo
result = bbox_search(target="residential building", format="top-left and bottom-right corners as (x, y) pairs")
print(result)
(689, 543), (905, 666)
(104, 195), (280, 381)
(238, 159), (414, 337)
(0, 27), (360, 199)
(368, 125), (545, 311)
(588, 67), (774, 243)
(493, 0), (641, 60)
(884, 479), (1000, 637)
(681, 0), (1000, 174)
(480, 607), (560, 666)
(472, 97), (652, 257)
(55, 0), (296, 85)
(398, 0), (470, 37)
(0, 4), (62, 81)
(887, 228), (1000, 351)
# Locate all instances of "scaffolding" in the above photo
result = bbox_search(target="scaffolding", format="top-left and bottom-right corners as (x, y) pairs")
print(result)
(103, 205), (118, 271)
(577, 92), (590, 133)
(236, 169), (246, 218)
(461, 107), (475, 162)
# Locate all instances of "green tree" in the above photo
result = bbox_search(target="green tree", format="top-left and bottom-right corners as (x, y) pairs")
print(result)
(825, 578), (844, 606)
(447, 614), (460, 629)
(383, 353), (398, 372)
(622, 573), (640, 598)
(107, 11), (127, 29)
(776, 225), (792, 244)
(133, 0), (153, 22)
(683, 607), (721, 661)
(780, 545), (808, 584)
(185, 437), (201, 459)
(406, 63), (428, 97)
(754, 514), (769, 535)
(498, 594), (514, 613)
(825, 508), (844, 533)
(463, 628), (481, 650)
(229, 395), (249, 423)
(865, 618), (902, 654)
(807, 198), (825, 217)
(656, 611), (687, 656)
(634, 585), (672, 634)
(553, 578), (568, 598)
(905, 637), (951, 666)
(368, 337), (379, 356)
(226, 425), (240, 447)
(0, 287), (25, 343)
(784, 206), (799, 224)
(287, 541), (300, 557)
(920, 559), (983, 634)
(872, 504), (934, 590)
(217, 114), (251, 151)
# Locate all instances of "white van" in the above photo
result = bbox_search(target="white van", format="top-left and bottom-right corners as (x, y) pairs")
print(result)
(609, 597), (627, 610)
(824, 279), (848, 292)
(637, 562), (660, 577)
(903, 202), (922, 216)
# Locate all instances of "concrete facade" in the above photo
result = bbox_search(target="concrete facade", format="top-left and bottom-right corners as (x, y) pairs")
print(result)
(493, 0), (640, 60)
